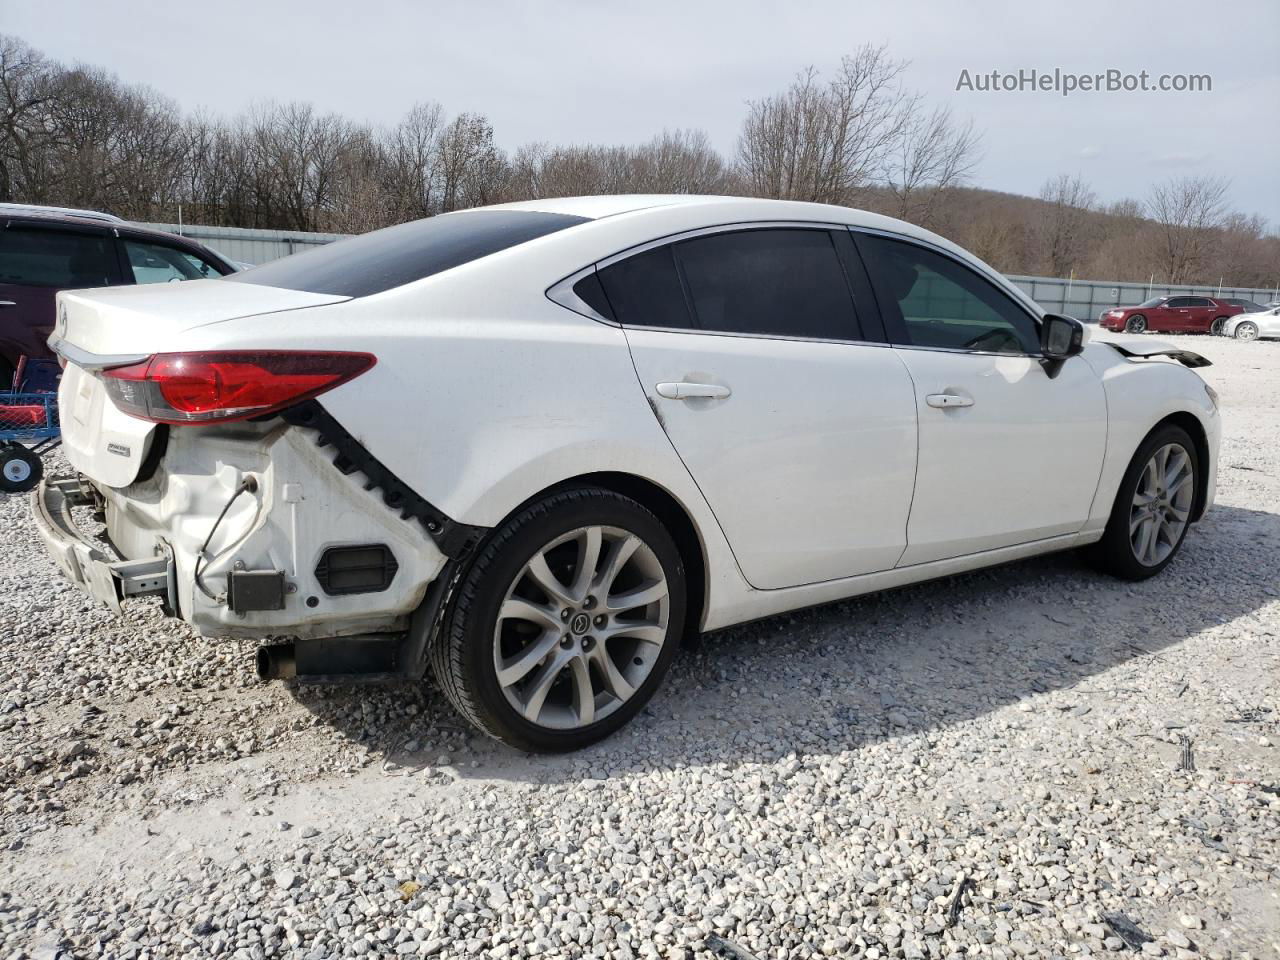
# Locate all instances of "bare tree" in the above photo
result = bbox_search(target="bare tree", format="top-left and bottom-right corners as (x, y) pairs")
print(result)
(1036, 173), (1097, 277)
(628, 129), (731, 194)
(0, 35), (57, 203)
(384, 102), (445, 220)
(1146, 175), (1231, 284)
(436, 113), (503, 212)
(882, 104), (980, 227)
(737, 45), (912, 205)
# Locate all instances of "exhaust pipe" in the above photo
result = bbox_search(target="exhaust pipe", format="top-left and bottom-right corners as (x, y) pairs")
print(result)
(255, 635), (400, 683)
(256, 643), (296, 680)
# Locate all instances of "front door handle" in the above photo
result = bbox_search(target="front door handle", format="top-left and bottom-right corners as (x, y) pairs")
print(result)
(926, 393), (974, 409)
(655, 382), (731, 400)
(0, 301), (16, 308)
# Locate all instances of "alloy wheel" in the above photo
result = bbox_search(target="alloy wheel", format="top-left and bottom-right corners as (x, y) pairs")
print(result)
(1129, 443), (1194, 567)
(1235, 322), (1259, 341)
(492, 525), (670, 730)
(1125, 315), (1146, 334)
(1211, 317), (1228, 335)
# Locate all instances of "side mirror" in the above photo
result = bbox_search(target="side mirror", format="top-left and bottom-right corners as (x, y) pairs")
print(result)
(1040, 314), (1085, 379)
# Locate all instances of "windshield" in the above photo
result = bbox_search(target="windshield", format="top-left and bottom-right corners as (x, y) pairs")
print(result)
(227, 210), (589, 297)
(1137, 297), (1166, 308)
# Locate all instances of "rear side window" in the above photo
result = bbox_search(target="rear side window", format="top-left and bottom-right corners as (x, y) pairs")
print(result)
(594, 245), (693, 329)
(673, 229), (859, 340)
(227, 210), (589, 297)
(0, 227), (118, 288)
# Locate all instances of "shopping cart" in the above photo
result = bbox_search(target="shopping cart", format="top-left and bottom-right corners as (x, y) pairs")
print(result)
(1, 358), (61, 494)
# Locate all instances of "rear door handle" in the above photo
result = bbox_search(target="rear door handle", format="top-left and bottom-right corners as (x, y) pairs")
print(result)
(0, 301), (16, 308)
(655, 382), (731, 400)
(926, 393), (974, 409)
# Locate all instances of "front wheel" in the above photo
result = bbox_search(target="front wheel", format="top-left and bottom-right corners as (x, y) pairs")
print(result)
(1089, 425), (1198, 580)
(1124, 314), (1147, 334)
(0, 444), (42, 494)
(1210, 316), (1229, 336)
(430, 487), (686, 752)
(1234, 321), (1260, 341)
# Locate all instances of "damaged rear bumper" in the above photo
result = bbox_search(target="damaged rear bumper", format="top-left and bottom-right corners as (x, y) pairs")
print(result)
(31, 477), (177, 612)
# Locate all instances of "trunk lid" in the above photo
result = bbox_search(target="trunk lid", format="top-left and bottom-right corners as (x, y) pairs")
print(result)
(51, 279), (348, 355)
(52, 280), (350, 488)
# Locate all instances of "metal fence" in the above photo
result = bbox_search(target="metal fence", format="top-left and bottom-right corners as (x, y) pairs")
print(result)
(1005, 274), (1279, 321)
(145, 221), (1280, 320)
(140, 222), (348, 267)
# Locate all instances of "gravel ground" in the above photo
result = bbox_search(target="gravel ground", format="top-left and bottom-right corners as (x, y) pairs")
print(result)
(1, 334), (1277, 960)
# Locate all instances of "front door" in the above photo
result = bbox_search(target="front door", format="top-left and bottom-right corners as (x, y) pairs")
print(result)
(853, 231), (1108, 566)
(596, 226), (920, 589)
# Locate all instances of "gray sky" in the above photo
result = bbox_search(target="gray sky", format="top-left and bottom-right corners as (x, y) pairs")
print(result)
(5, 0), (1278, 224)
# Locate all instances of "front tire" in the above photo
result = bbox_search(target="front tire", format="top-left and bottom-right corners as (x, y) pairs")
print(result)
(1089, 424), (1198, 581)
(1211, 316), (1228, 336)
(1125, 315), (1147, 334)
(1234, 321), (1259, 341)
(430, 487), (686, 752)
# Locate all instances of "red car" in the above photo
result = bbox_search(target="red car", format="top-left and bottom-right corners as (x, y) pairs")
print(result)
(1099, 296), (1243, 336)
(0, 206), (236, 387)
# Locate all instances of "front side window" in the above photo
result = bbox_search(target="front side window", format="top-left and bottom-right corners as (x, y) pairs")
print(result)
(1165, 297), (1193, 308)
(0, 227), (118, 288)
(125, 239), (224, 284)
(856, 234), (1039, 354)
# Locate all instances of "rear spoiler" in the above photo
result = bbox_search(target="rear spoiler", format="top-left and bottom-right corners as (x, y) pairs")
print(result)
(1103, 341), (1211, 369)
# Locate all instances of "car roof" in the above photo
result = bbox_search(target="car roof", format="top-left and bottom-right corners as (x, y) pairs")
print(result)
(2, 210), (231, 264)
(0, 201), (125, 223)
(470, 194), (956, 248)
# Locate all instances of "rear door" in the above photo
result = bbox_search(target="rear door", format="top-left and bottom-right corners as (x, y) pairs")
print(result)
(0, 221), (120, 378)
(853, 230), (1107, 566)
(1188, 297), (1216, 331)
(592, 225), (919, 589)
(1161, 297), (1196, 332)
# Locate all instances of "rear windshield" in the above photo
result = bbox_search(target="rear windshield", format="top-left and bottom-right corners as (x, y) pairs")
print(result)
(226, 210), (589, 297)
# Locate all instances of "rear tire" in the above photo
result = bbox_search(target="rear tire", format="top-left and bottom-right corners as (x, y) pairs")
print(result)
(1211, 316), (1228, 336)
(430, 487), (686, 752)
(0, 444), (42, 494)
(1125, 315), (1147, 334)
(1089, 424), (1198, 581)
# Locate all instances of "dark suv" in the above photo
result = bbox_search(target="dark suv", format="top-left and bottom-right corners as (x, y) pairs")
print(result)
(0, 208), (235, 385)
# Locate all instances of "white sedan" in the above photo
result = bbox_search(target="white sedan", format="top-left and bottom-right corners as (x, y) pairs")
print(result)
(1223, 305), (1280, 341)
(35, 196), (1220, 751)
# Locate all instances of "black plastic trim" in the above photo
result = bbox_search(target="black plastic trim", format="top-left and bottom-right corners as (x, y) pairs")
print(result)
(280, 400), (486, 558)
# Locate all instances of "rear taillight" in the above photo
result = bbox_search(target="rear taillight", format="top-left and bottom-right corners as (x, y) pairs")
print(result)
(100, 351), (376, 425)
